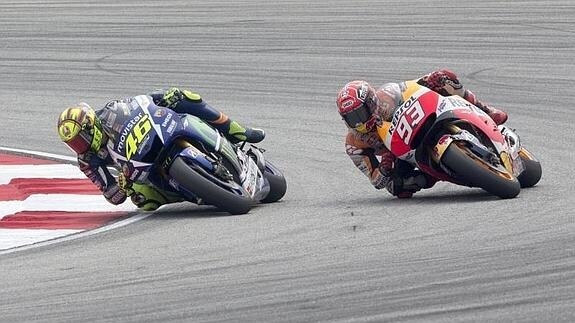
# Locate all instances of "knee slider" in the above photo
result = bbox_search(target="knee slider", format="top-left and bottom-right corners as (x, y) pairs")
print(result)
(130, 183), (169, 211)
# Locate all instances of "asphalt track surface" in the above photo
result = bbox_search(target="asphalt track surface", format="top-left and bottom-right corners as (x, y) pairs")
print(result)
(1, 1), (574, 322)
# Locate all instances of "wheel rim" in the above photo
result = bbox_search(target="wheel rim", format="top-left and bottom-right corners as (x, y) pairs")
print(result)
(519, 147), (536, 161)
(454, 142), (515, 181)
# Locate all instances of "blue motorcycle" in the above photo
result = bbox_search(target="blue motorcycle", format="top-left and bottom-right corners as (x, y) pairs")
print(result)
(105, 95), (286, 215)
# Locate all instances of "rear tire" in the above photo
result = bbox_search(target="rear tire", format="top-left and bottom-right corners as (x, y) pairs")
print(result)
(261, 161), (287, 203)
(168, 157), (253, 215)
(517, 148), (542, 188)
(441, 142), (521, 199)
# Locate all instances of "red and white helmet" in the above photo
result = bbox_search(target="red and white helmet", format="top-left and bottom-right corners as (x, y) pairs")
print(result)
(336, 80), (378, 133)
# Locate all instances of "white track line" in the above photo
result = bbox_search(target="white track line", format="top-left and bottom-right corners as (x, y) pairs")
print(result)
(0, 229), (82, 250)
(0, 147), (76, 162)
(0, 194), (136, 219)
(0, 164), (86, 184)
(0, 213), (151, 255)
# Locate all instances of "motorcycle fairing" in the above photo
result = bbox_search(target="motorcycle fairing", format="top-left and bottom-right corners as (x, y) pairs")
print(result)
(379, 82), (439, 159)
(378, 81), (526, 183)
(432, 97), (518, 175)
(108, 94), (271, 204)
(499, 125), (525, 176)
(124, 95), (241, 175)
(173, 115), (242, 174)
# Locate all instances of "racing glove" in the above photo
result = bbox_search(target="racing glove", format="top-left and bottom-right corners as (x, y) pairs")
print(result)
(103, 183), (127, 205)
(161, 87), (185, 108)
(117, 173), (134, 195)
(424, 69), (464, 96)
(371, 164), (393, 190)
(371, 168), (390, 190)
(370, 150), (395, 190)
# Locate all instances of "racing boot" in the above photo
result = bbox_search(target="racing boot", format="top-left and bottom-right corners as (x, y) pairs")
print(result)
(387, 170), (437, 198)
(485, 107), (508, 125)
(472, 98), (508, 125)
(211, 117), (265, 144)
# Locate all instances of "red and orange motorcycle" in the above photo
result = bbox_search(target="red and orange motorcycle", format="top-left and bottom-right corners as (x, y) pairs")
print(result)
(377, 81), (541, 198)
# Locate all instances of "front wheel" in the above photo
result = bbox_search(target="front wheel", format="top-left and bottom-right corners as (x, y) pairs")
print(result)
(441, 142), (521, 199)
(517, 147), (542, 188)
(261, 161), (287, 203)
(168, 157), (253, 215)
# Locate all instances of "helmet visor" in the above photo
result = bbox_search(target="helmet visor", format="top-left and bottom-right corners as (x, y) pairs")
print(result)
(342, 103), (372, 131)
(65, 129), (93, 154)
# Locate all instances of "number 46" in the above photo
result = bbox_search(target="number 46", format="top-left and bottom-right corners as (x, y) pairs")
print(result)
(126, 114), (152, 160)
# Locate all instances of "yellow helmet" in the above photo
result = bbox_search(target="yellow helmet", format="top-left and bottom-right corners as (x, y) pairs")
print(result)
(57, 103), (103, 154)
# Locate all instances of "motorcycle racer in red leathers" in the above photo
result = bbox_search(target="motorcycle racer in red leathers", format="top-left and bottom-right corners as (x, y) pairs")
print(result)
(336, 69), (508, 198)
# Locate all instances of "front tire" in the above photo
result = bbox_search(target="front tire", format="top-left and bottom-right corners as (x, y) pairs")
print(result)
(441, 142), (521, 199)
(168, 157), (253, 215)
(261, 161), (287, 203)
(517, 148), (542, 188)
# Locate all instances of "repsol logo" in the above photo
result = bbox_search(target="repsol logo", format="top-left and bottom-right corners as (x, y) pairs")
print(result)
(390, 96), (416, 133)
(117, 112), (143, 151)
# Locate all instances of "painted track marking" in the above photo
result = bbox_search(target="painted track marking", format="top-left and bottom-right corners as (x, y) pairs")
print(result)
(0, 147), (152, 254)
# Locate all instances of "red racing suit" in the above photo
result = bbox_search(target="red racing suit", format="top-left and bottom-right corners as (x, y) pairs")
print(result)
(345, 69), (507, 197)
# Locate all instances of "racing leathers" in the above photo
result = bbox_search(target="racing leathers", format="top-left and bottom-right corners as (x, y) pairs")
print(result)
(345, 69), (508, 197)
(78, 88), (265, 210)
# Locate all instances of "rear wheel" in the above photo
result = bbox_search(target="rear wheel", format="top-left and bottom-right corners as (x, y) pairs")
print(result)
(517, 147), (542, 188)
(168, 157), (253, 215)
(441, 142), (521, 199)
(261, 161), (287, 203)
